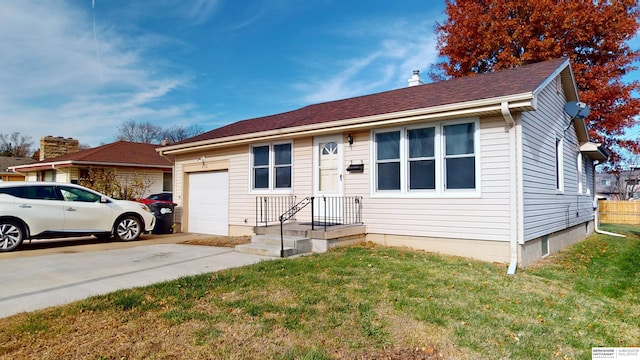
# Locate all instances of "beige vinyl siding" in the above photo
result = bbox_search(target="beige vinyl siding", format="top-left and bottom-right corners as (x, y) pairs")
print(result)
(54, 170), (69, 183)
(292, 138), (313, 197)
(69, 167), (79, 182)
(174, 146), (243, 227)
(143, 171), (164, 197)
(112, 169), (164, 198)
(521, 77), (594, 241)
(346, 117), (512, 242)
(228, 146), (251, 226)
(174, 140), (312, 230)
(344, 131), (369, 196)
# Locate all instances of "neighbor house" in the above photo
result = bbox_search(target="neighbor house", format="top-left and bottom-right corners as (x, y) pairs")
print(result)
(0, 156), (37, 181)
(11, 139), (173, 198)
(595, 169), (640, 200)
(157, 58), (607, 268)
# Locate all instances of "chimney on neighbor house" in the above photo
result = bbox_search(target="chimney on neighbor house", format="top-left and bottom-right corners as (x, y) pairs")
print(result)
(39, 136), (80, 161)
(408, 70), (424, 87)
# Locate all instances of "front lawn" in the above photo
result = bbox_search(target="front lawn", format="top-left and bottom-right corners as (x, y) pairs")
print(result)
(1, 226), (638, 359)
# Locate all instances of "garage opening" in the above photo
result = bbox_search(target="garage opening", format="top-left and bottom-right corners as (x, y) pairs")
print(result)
(187, 171), (229, 235)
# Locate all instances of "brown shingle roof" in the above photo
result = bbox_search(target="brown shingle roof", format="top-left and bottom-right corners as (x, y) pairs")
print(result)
(15, 141), (172, 170)
(183, 58), (568, 144)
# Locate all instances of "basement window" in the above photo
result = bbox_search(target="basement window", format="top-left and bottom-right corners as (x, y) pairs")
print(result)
(541, 235), (549, 257)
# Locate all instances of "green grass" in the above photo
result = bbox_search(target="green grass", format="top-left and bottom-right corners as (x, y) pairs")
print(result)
(1, 226), (639, 359)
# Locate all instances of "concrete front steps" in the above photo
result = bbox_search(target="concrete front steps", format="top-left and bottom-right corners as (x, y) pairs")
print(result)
(235, 234), (311, 257)
(235, 222), (366, 258)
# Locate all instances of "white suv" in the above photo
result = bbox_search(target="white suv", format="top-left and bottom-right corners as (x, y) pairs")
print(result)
(0, 182), (156, 252)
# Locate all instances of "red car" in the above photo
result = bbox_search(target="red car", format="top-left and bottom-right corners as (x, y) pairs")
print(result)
(139, 192), (173, 205)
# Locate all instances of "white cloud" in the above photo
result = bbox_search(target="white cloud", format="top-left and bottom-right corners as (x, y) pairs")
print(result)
(295, 17), (441, 104)
(0, 1), (195, 147)
(174, 0), (223, 26)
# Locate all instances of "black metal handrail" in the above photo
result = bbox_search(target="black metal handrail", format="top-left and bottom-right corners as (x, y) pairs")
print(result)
(278, 197), (314, 257)
(279, 196), (313, 223)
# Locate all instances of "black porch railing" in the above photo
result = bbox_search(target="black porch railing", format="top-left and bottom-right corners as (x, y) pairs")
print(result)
(256, 195), (363, 229)
(256, 195), (364, 257)
(255, 196), (297, 227)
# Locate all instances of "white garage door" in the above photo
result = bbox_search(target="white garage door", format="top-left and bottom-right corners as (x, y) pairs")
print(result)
(188, 171), (229, 235)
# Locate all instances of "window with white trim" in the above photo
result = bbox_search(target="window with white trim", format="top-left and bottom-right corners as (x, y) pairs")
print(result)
(555, 136), (564, 192)
(373, 119), (479, 196)
(251, 142), (292, 191)
(444, 123), (476, 189)
(577, 152), (583, 194)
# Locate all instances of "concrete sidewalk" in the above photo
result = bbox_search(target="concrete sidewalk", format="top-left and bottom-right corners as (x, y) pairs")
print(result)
(0, 241), (270, 318)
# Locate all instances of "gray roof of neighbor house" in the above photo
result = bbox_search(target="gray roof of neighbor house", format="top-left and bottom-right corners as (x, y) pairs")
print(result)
(10, 141), (173, 172)
(175, 58), (573, 145)
(0, 156), (37, 173)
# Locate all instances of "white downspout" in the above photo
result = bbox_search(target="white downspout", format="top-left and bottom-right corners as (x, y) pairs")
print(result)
(503, 101), (519, 274)
(594, 200), (625, 237)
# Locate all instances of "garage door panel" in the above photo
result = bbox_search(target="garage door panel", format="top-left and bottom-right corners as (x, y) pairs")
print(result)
(188, 171), (229, 235)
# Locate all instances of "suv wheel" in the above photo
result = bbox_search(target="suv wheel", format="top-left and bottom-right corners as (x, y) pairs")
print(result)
(114, 216), (142, 242)
(0, 220), (24, 252)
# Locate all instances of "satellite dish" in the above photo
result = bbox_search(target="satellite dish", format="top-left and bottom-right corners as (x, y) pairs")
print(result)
(563, 101), (590, 119)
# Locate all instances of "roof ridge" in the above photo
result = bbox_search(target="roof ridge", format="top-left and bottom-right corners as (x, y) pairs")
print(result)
(171, 57), (569, 146)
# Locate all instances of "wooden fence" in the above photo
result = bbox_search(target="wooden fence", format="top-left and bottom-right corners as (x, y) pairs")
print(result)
(598, 200), (640, 225)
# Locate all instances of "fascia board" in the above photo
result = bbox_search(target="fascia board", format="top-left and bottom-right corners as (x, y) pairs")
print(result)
(10, 160), (171, 172)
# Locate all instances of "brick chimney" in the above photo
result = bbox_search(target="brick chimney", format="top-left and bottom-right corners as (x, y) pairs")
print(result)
(39, 136), (80, 161)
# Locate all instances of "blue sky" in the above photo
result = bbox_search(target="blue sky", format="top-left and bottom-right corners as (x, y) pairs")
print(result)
(0, 0), (638, 148)
(0, 0), (444, 147)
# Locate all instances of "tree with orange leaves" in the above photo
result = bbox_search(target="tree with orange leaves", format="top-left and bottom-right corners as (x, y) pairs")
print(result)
(433, 0), (640, 169)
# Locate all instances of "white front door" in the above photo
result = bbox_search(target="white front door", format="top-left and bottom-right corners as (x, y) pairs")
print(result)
(314, 135), (343, 224)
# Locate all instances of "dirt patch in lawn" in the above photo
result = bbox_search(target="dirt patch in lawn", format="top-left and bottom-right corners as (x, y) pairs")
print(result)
(180, 235), (251, 248)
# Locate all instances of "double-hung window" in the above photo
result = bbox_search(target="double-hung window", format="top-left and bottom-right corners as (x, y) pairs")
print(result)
(252, 142), (292, 191)
(408, 127), (436, 190)
(375, 131), (401, 190)
(444, 123), (476, 189)
(373, 119), (478, 196)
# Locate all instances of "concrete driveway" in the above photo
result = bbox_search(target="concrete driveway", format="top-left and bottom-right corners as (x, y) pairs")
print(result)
(0, 233), (270, 318)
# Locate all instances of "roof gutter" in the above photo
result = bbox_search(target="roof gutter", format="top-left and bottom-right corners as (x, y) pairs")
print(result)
(10, 160), (171, 173)
(158, 93), (535, 156)
(501, 101), (515, 126)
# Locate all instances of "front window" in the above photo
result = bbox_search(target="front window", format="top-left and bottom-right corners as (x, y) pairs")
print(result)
(163, 172), (173, 192)
(408, 127), (436, 190)
(252, 142), (292, 191)
(373, 119), (478, 196)
(444, 123), (475, 189)
(375, 131), (400, 190)
(274, 143), (292, 188)
(38, 170), (55, 182)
